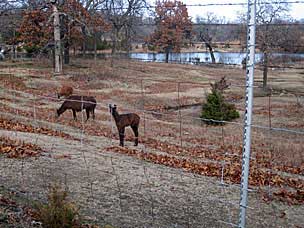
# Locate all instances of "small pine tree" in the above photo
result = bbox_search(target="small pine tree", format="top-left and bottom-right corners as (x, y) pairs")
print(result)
(37, 184), (81, 228)
(201, 90), (239, 125)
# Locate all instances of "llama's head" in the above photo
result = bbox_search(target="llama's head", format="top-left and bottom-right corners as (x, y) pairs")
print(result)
(55, 109), (60, 118)
(109, 104), (117, 114)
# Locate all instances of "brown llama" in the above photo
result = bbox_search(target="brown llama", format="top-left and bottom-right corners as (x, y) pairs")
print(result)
(57, 85), (73, 99)
(56, 95), (96, 121)
(109, 104), (140, 147)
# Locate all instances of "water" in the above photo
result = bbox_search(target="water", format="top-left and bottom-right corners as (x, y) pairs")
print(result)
(129, 52), (304, 65)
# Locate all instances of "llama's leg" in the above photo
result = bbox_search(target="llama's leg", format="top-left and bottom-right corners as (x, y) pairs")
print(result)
(86, 109), (90, 121)
(72, 109), (77, 120)
(131, 125), (139, 146)
(119, 128), (125, 147)
(92, 109), (95, 120)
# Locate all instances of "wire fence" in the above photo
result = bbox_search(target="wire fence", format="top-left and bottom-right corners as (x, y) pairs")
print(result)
(0, 57), (304, 227)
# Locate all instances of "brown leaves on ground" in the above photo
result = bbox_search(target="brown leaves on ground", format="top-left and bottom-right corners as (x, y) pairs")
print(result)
(1, 63), (303, 206)
(105, 146), (221, 177)
(0, 136), (42, 158)
(273, 189), (304, 204)
(262, 189), (304, 205)
(0, 195), (17, 207)
(0, 74), (27, 90)
(0, 193), (40, 227)
(53, 154), (72, 159)
(105, 145), (304, 204)
(0, 117), (77, 140)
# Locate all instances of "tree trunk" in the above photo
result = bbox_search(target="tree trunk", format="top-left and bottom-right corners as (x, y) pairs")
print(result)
(111, 29), (119, 67)
(111, 37), (116, 67)
(64, 41), (69, 64)
(125, 26), (131, 57)
(82, 26), (86, 57)
(263, 52), (268, 90)
(53, 4), (62, 75)
(94, 33), (97, 64)
(12, 45), (16, 59)
(165, 45), (172, 63)
(13, 30), (17, 59)
(165, 50), (169, 63)
(205, 42), (215, 63)
(63, 24), (70, 65)
(82, 40), (86, 57)
(52, 49), (55, 69)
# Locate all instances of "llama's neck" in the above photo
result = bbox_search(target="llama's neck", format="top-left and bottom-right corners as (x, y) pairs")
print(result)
(111, 110), (120, 122)
(58, 104), (67, 116)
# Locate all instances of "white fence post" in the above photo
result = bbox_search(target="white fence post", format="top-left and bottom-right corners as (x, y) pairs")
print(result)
(238, 0), (257, 228)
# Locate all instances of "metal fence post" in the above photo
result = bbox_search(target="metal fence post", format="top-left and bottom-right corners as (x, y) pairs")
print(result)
(238, 0), (257, 228)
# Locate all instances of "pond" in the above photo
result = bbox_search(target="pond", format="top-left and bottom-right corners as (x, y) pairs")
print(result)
(129, 52), (304, 65)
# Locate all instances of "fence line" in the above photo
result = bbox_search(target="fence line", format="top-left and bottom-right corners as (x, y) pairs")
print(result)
(1, 70), (303, 227)
(2, 53), (304, 71)
(2, 82), (304, 135)
(0, 81), (302, 224)
(2, 0), (304, 12)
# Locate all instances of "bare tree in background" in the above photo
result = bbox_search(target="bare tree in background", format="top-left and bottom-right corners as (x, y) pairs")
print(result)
(102, 0), (148, 66)
(0, 11), (22, 57)
(256, 0), (290, 90)
(74, 0), (106, 56)
(0, 0), (26, 56)
(196, 12), (226, 64)
(280, 22), (304, 53)
(237, 1), (294, 90)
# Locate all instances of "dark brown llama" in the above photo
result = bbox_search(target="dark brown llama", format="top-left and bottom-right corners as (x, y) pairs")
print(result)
(109, 104), (140, 147)
(56, 95), (96, 121)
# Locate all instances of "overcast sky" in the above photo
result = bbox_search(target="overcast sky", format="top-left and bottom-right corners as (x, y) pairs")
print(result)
(150, 0), (304, 22)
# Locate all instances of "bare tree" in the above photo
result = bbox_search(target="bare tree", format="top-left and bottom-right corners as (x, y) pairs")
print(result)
(0, 0), (25, 55)
(102, 0), (148, 65)
(51, 0), (62, 74)
(57, 0), (109, 64)
(280, 22), (304, 53)
(256, 0), (290, 90)
(196, 12), (226, 64)
(74, 0), (107, 57)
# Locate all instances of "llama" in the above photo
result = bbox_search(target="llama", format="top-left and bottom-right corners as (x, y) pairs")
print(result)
(56, 95), (96, 121)
(109, 104), (140, 147)
(57, 85), (73, 99)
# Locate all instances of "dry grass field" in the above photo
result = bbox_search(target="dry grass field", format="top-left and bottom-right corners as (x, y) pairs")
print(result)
(0, 58), (303, 227)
